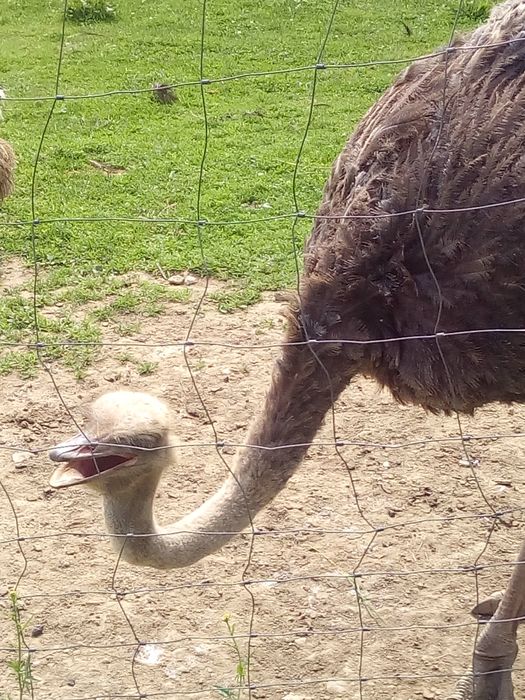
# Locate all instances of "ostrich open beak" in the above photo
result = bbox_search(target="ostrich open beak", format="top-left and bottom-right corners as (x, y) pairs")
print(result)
(49, 433), (137, 488)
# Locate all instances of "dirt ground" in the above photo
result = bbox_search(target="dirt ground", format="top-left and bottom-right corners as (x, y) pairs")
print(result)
(1, 276), (525, 700)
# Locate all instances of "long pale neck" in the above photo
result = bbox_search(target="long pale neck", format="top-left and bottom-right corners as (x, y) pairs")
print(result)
(104, 344), (356, 569)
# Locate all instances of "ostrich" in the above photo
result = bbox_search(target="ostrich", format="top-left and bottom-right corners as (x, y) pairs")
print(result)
(0, 88), (15, 201)
(0, 138), (14, 201)
(50, 1), (525, 698)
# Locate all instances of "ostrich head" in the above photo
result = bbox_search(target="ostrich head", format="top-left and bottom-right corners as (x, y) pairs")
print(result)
(49, 391), (175, 493)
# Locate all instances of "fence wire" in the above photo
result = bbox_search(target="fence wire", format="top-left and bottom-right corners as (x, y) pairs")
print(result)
(1, 1), (525, 699)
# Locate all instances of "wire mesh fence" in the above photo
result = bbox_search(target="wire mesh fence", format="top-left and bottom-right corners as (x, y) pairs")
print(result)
(2, 0), (525, 698)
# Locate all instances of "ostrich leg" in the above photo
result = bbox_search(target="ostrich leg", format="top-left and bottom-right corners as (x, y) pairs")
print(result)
(447, 537), (525, 700)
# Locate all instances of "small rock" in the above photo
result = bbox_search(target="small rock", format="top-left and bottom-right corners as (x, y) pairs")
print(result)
(30, 624), (44, 638)
(422, 690), (435, 700)
(66, 679), (76, 687)
(0, 586), (8, 597)
(136, 643), (163, 666)
(32, 544), (43, 553)
(283, 694), (308, 700)
(12, 451), (33, 468)
(193, 644), (209, 656)
(168, 274), (185, 286)
(184, 274), (197, 285)
(65, 546), (79, 556)
(293, 637), (307, 647)
(459, 458), (480, 467)
(326, 680), (349, 695)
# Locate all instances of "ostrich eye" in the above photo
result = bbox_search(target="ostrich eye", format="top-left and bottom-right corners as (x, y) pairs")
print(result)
(114, 433), (164, 451)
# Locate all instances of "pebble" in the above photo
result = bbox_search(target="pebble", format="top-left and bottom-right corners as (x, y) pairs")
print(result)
(65, 546), (79, 556)
(326, 680), (350, 695)
(168, 274), (185, 286)
(422, 690), (435, 699)
(184, 274), (197, 285)
(136, 643), (163, 666)
(11, 451), (33, 468)
(459, 458), (480, 467)
(30, 624), (44, 638)
(66, 679), (75, 687)
(283, 694), (310, 700)
(192, 644), (209, 656)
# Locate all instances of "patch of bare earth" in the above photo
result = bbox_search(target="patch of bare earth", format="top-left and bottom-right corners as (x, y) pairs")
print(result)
(1, 286), (524, 699)
(0, 256), (33, 291)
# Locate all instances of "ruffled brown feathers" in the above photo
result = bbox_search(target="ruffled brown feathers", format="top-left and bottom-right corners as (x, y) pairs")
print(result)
(0, 138), (15, 201)
(294, 0), (525, 414)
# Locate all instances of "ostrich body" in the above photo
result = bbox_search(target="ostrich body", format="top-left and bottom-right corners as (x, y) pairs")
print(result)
(50, 2), (525, 698)
(0, 89), (15, 200)
(0, 139), (15, 201)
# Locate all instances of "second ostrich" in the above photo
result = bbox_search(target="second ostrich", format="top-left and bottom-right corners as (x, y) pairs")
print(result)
(50, 2), (525, 698)
(0, 89), (15, 201)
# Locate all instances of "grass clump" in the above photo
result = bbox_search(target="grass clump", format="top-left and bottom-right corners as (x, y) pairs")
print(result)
(66, 0), (116, 23)
(211, 286), (262, 313)
(5, 590), (34, 698)
(215, 614), (248, 699)
(452, 0), (495, 23)
(137, 360), (158, 375)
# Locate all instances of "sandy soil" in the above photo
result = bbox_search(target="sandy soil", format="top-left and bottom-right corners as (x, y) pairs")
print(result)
(1, 276), (525, 700)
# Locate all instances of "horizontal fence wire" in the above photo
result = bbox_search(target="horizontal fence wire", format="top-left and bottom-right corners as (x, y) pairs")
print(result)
(1, 36), (524, 103)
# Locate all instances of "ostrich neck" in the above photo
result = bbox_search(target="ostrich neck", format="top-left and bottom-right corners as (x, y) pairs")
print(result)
(104, 345), (355, 569)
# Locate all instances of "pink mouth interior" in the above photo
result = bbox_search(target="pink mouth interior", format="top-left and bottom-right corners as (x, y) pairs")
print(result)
(70, 454), (132, 479)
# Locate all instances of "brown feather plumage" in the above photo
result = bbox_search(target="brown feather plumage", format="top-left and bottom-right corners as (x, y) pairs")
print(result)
(286, 0), (525, 415)
(0, 138), (14, 201)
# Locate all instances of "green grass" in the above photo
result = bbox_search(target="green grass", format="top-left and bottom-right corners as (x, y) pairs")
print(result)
(0, 275), (190, 377)
(456, 0), (493, 22)
(0, 0), (493, 374)
(215, 614), (248, 699)
(5, 590), (34, 699)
